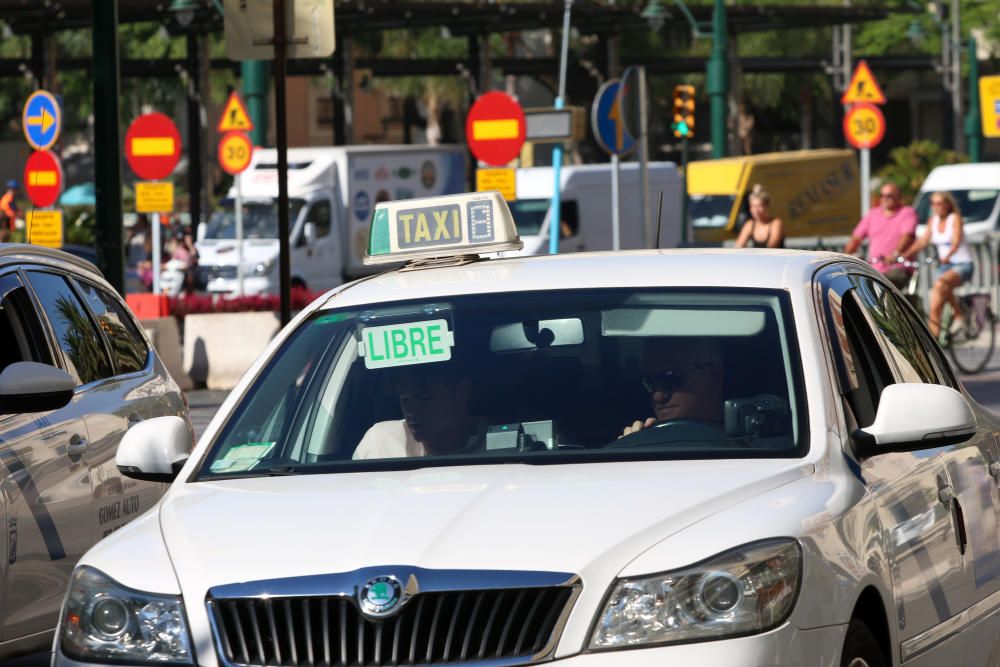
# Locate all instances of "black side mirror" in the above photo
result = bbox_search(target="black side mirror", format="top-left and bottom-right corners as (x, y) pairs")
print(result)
(0, 362), (75, 414)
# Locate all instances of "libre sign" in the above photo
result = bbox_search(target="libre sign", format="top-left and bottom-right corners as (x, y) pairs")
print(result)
(466, 92), (526, 167)
(23, 150), (63, 207)
(125, 113), (182, 181)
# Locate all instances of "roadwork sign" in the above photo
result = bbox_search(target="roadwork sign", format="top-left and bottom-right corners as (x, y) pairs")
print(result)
(841, 60), (886, 105)
(218, 91), (254, 133)
(219, 132), (253, 175)
(476, 168), (516, 201)
(136, 182), (175, 213)
(844, 103), (886, 150)
(22, 90), (61, 151)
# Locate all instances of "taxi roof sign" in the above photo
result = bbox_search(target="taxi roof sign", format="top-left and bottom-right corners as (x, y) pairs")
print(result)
(364, 191), (523, 266)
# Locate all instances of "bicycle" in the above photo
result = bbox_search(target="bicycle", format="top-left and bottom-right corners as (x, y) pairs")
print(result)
(891, 255), (997, 374)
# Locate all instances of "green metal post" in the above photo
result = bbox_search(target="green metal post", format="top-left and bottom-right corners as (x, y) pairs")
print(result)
(965, 35), (982, 163)
(92, 0), (125, 294)
(242, 61), (270, 147)
(707, 0), (728, 158)
(680, 137), (689, 245)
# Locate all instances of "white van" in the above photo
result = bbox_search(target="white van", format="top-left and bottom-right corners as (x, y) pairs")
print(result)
(914, 163), (1000, 239)
(510, 162), (682, 254)
(196, 145), (467, 295)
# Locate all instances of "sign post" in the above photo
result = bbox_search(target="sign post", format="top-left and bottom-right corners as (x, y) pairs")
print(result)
(466, 92), (526, 222)
(841, 61), (887, 217)
(218, 131), (254, 296)
(125, 113), (182, 294)
(22, 90), (64, 249)
(843, 103), (886, 217)
(592, 79), (636, 251)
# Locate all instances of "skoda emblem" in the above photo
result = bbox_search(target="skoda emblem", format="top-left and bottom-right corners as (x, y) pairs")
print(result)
(359, 576), (404, 617)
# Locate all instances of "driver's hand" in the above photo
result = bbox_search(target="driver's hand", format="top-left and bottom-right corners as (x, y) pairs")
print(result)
(620, 418), (656, 438)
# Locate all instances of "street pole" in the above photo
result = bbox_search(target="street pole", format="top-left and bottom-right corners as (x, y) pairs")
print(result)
(951, 0), (963, 153)
(966, 34), (981, 163)
(236, 173), (245, 296)
(860, 148), (870, 218)
(187, 32), (202, 234)
(273, 0), (292, 326)
(242, 61), (270, 147)
(638, 66), (651, 248)
(549, 0), (573, 255)
(680, 137), (689, 245)
(91, 0), (125, 295)
(707, 0), (728, 158)
(611, 153), (620, 250)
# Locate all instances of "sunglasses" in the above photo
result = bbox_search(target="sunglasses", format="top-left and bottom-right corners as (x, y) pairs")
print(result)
(879, 192), (897, 199)
(641, 362), (714, 395)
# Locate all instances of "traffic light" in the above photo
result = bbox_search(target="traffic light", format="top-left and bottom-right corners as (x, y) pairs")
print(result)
(672, 84), (695, 139)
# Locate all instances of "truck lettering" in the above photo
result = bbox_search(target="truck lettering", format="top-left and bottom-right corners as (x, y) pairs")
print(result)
(787, 160), (855, 221)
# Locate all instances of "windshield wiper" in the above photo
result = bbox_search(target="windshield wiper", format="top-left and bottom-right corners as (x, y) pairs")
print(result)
(266, 465), (298, 476)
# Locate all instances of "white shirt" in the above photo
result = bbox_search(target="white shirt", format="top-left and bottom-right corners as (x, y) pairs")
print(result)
(353, 420), (426, 460)
(930, 213), (972, 264)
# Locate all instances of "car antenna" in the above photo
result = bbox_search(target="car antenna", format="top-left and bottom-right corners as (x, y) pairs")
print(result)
(654, 191), (664, 249)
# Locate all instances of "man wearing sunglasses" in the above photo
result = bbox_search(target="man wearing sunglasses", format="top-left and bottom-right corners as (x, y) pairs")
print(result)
(843, 182), (918, 290)
(622, 337), (724, 437)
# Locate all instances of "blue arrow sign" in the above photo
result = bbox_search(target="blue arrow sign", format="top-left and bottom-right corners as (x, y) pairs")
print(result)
(22, 90), (61, 151)
(591, 80), (636, 157)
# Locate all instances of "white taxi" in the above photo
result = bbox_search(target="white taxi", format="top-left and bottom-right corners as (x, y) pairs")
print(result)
(55, 193), (1000, 667)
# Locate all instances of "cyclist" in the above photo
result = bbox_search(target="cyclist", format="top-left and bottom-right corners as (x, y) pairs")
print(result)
(902, 191), (974, 339)
(844, 183), (918, 291)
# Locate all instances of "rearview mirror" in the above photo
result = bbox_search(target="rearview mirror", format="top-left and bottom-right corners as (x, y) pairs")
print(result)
(117, 415), (192, 483)
(0, 362), (75, 414)
(853, 383), (976, 459)
(304, 222), (317, 246)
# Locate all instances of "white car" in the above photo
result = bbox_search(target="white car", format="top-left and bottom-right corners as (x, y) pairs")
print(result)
(55, 193), (1000, 667)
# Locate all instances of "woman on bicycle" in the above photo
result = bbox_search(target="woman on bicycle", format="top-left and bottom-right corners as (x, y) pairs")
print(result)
(902, 191), (974, 338)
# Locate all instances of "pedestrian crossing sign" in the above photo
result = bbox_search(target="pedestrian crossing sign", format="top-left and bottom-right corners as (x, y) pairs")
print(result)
(841, 60), (886, 106)
(218, 91), (254, 133)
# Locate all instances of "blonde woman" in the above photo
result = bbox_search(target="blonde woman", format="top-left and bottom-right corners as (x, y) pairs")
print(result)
(902, 191), (974, 338)
(735, 184), (785, 248)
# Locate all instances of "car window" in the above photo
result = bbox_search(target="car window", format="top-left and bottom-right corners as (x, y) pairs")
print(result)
(852, 276), (938, 384)
(0, 273), (51, 373)
(888, 291), (957, 388)
(199, 289), (808, 479)
(26, 270), (113, 385)
(305, 200), (332, 238)
(74, 279), (149, 374)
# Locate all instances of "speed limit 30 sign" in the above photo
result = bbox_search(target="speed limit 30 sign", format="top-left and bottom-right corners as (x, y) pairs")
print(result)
(843, 103), (885, 150)
(218, 131), (253, 175)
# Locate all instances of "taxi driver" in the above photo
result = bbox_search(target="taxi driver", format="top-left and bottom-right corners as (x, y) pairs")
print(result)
(622, 337), (724, 436)
(353, 363), (482, 459)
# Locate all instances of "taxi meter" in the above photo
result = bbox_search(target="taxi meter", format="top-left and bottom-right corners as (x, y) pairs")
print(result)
(364, 191), (523, 265)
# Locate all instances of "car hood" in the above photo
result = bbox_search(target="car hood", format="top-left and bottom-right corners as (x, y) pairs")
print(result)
(161, 459), (810, 589)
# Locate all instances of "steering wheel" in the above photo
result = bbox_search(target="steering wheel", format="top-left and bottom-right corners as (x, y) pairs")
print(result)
(608, 418), (748, 449)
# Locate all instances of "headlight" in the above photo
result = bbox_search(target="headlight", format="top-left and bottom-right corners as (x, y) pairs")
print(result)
(590, 539), (800, 650)
(60, 566), (193, 664)
(252, 260), (274, 275)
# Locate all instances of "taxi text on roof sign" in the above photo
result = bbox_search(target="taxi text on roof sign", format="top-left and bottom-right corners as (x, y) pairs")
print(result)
(364, 191), (523, 265)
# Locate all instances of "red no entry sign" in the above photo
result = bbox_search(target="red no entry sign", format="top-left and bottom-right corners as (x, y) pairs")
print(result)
(23, 150), (62, 207)
(466, 92), (526, 167)
(125, 112), (181, 181)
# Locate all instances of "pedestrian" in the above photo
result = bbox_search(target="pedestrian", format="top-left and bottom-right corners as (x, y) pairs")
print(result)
(0, 180), (19, 237)
(844, 183), (918, 291)
(735, 184), (785, 248)
(901, 191), (974, 338)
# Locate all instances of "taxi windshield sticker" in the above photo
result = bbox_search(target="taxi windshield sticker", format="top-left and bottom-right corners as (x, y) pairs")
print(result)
(209, 442), (277, 473)
(396, 204), (462, 249)
(359, 319), (455, 369)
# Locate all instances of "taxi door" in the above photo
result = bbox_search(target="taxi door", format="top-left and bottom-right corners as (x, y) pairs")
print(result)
(848, 274), (1000, 664)
(0, 273), (93, 642)
(823, 271), (971, 665)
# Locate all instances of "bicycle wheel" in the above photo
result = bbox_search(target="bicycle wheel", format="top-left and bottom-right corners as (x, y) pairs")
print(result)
(947, 296), (996, 374)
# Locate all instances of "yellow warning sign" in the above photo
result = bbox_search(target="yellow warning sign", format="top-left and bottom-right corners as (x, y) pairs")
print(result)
(27, 210), (63, 248)
(476, 168), (516, 201)
(979, 76), (1000, 138)
(218, 91), (254, 133)
(135, 181), (175, 213)
(841, 60), (886, 105)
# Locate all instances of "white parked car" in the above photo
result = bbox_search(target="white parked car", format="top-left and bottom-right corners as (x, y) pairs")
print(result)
(55, 193), (1000, 667)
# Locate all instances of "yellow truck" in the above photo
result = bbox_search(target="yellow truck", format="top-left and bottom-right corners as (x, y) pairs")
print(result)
(687, 149), (860, 244)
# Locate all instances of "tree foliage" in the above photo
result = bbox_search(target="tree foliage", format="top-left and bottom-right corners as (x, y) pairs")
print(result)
(875, 140), (967, 202)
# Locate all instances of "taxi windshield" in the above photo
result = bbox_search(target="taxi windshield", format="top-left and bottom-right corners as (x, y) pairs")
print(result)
(204, 198), (306, 240)
(198, 289), (807, 478)
(690, 195), (736, 229)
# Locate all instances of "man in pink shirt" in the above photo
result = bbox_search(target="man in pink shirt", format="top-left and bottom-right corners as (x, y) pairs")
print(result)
(844, 183), (918, 290)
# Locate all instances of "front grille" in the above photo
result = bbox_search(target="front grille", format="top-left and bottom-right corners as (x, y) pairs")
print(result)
(199, 265), (238, 281)
(210, 586), (574, 667)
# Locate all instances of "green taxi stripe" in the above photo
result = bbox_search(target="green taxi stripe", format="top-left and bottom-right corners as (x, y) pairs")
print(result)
(369, 208), (391, 255)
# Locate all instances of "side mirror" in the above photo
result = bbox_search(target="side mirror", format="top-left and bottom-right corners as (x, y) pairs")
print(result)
(853, 383), (976, 459)
(0, 362), (75, 414)
(304, 222), (317, 246)
(117, 415), (191, 483)
(196, 222), (207, 243)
